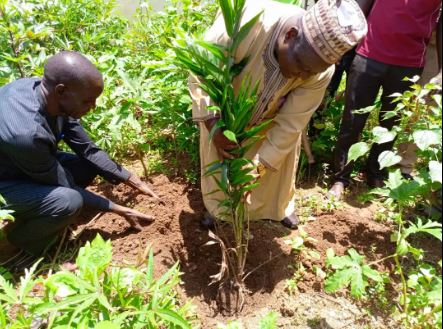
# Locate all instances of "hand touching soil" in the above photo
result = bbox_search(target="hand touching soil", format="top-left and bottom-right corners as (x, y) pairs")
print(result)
(110, 203), (154, 231)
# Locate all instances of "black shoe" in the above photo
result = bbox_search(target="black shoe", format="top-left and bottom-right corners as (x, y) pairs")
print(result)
(280, 213), (300, 230)
(200, 211), (216, 230)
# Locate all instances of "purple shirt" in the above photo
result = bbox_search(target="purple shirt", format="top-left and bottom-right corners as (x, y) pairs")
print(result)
(357, 0), (441, 68)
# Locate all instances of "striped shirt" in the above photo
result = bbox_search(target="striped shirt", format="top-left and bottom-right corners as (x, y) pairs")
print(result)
(0, 78), (130, 210)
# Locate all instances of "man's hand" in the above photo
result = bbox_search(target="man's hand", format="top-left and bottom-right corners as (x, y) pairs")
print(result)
(126, 174), (162, 202)
(110, 203), (154, 231)
(205, 117), (237, 160)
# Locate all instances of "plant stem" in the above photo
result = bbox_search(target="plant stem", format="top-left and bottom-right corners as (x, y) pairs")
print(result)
(137, 149), (149, 179)
(367, 254), (397, 267)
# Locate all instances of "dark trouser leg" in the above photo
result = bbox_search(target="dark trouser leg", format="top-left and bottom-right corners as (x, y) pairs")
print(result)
(1, 182), (84, 255)
(365, 65), (423, 180)
(332, 55), (385, 185)
(1, 153), (99, 255)
(326, 48), (357, 98)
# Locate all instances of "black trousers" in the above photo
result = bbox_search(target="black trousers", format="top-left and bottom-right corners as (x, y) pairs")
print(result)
(326, 48), (356, 98)
(332, 54), (423, 185)
(0, 152), (99, 255)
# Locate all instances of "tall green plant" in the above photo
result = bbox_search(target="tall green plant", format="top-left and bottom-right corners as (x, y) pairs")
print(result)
(332, 79), (443, 328)
(175, 0), (271, 313)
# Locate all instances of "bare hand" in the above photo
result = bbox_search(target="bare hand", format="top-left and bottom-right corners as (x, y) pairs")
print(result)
(111, 204), (154, 231)
(205, 118), (237, 160)
(126, 174), (162, 202)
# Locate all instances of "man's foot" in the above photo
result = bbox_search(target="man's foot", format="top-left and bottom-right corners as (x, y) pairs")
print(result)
(280, 213), (300, 230)
(328, 182), (345, 201)
(200, 211), (216, 230)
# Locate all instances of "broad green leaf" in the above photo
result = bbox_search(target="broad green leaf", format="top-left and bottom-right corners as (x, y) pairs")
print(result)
(386, 169), (404, 190)
(378, 151), (402, 170)
(231, 174), (255, 186)
(347, 248), (364, 264)
(429, 161), (442, 184)
(223, 130), (238, 143)
(396, 238), (409, 256)
(404, 219), (442, 241)
(362, 266), (383, 283)
(326, 248), (335, 263)
(325, 268), (354, 293)
(413, 130), (441, 151)
(428, 279), (442, 304)
(372, 126), (397, 144)
(76, 234), (112, 280)
(350, 267), (365, 298)
(327, 255), (356, 269)
(347, 142), (370, 164)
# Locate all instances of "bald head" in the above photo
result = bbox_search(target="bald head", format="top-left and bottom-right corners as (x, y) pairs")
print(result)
(43, 51), (102, 88)
(41, 51), (104, 119)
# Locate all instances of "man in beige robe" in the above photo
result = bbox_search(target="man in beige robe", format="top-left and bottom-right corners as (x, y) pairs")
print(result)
(190, 0), (367, 228)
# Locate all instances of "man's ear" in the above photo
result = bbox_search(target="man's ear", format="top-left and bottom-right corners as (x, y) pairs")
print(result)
(284, 27), (299, 42)
(54, 84), (66, 97)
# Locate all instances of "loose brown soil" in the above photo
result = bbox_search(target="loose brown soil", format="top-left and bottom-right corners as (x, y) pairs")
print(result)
(69, 169), (441, 328)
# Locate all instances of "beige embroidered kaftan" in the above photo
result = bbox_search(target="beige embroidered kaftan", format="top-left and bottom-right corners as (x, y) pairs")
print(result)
(190, 0), (334, 221)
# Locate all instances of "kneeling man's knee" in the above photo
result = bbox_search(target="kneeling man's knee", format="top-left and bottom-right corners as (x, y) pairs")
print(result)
(57, 189), (84, 218)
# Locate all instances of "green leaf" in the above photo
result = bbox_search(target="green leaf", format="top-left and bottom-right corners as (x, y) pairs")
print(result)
(413, 130), (441, 151)
(34, 293), (98, 314)
(427, 279), (442, 304)
(362, 266), (383, 283)
(350, 267), (365, 298)
(195, 40), (226, 61)
(223, 130), (238, 143)
(94, 321), (120, 329)
(218, 0), (235, 37)
(328, 255), (356, 269)
(396, 238), (409, 256)
(429, 161), (442, 184)
(0, 274), (17, 304)
(347, 248), (364, 264)
(259, 311), (279, 329)
(155, 308), (191, 329)
(372, 126), (397, 144)
(347, 142), (370, 164)
(232, 12), (262, 50)
(378, 151), (402, 170)
(325, 268), (354, 293)
(76, 234), (112, 281)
